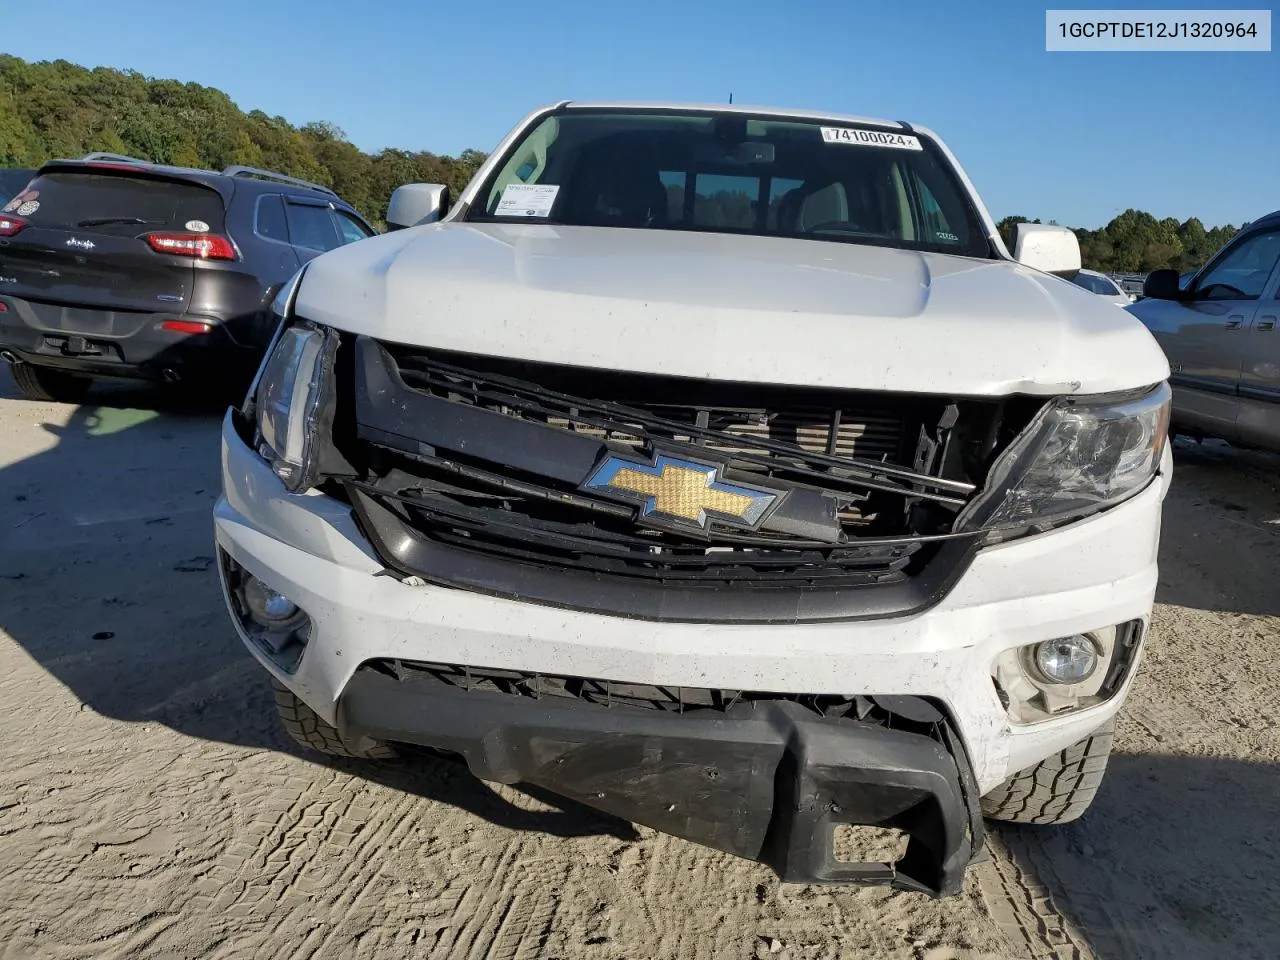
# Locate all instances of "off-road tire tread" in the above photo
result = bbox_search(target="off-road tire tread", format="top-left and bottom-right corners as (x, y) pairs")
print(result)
(981, 721), (1114, 825)
(270, 678), (397, 759)
(11, 364), (93, 403)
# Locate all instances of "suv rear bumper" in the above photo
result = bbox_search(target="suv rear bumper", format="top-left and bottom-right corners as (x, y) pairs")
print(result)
(0, 295), (254, 381)
(341, 665), (982, 896)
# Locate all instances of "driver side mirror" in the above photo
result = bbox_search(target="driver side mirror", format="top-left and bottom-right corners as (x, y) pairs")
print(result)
(1143, 269), (1183, 300)
(386, 183), (450, 231)
(1012, 223), (1081, 278)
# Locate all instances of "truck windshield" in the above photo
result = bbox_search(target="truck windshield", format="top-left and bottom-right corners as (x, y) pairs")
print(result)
(467, 108), (992, 258)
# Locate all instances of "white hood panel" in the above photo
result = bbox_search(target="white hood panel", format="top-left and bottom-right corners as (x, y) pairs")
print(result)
(295, 223), (1169, 397)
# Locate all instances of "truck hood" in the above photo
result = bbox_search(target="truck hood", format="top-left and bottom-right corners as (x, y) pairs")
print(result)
(296, 222), (1169, 397)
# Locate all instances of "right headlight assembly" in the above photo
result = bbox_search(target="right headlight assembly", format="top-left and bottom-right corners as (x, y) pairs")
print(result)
(956, 381), (1171, 532)
(240, 265), (340, 494)
(253, 321), (337, 494)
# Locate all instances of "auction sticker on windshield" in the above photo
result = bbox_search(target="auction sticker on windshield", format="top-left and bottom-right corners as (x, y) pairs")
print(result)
(496, 184), (560, 218)
(821, 128), (922, 150)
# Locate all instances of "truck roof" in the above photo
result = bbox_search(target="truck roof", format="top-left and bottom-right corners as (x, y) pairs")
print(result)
(560, 100), (912, 132)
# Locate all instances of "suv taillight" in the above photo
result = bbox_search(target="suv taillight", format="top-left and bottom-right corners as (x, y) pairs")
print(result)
(145, 232), (235, 260)
(0, 216), (26, 237)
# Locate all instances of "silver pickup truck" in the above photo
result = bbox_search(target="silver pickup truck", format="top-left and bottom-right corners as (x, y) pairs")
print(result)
(1131, 211), (1280, 451)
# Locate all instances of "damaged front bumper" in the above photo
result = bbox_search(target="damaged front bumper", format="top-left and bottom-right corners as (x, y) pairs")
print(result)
(337, 666), (984, 897)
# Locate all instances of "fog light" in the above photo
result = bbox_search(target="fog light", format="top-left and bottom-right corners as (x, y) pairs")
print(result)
(1033, 635), (1098, 684)
(243, 576), (298, 624)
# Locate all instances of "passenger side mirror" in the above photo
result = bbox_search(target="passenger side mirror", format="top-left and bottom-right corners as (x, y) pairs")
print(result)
(386, 183), (450, 230)
(1143, 269), (1184, 301)
(1012, 223), (1081, 279)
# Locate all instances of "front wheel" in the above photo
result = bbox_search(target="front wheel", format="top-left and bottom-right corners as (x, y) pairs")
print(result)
(270, 678), (398, 760)
(981, 721), (1114, 825)
(9, 363), (93, 403)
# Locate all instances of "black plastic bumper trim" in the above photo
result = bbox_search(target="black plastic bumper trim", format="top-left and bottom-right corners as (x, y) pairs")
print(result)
(347, 484), (979, 624)
(339, 668), (983, 896)
(0, 296), (249, 380)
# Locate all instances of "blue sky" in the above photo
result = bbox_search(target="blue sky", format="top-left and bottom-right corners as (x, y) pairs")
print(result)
(9, 0), (1275, 228)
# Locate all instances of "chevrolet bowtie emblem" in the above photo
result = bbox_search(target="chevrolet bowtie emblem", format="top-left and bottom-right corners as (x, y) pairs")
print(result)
(582, 453), (782, 532)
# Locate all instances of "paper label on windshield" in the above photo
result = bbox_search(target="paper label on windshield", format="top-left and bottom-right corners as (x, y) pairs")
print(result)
(496, 183), (560, 218)
(821, 127), (922, 150)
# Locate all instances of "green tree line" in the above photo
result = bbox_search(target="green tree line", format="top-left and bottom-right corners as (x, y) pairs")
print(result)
(997, 211), (1238, 275)
(0, 55), (486, 224)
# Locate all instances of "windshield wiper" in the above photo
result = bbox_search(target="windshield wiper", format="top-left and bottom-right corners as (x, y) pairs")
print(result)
(75, 217), (166, 227)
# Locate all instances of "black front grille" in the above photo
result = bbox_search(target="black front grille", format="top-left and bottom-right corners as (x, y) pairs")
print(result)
(350, 480), (925, 588)
(381, 343), (961, 497)
(536, 402), (905, 465)
(346, 337), (981, 622)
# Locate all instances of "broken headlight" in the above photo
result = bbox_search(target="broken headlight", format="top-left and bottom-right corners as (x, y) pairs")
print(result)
(957, 382), (1171, 532)
(254, 321), (337, 493)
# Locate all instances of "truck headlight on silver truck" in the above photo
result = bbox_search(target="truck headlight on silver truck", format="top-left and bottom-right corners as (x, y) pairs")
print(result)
(958, 382), (1171, 532)
(253, 322), (336, 493)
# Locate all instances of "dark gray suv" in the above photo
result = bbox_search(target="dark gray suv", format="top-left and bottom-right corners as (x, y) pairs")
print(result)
(0, 154), (375, 401)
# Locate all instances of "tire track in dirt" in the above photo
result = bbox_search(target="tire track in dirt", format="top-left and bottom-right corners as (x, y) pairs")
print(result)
(979, 826), (1190, 960)
(434, 841), (536, 959)
(191, 759), (382, 944)
(0, 739), (238, 960)
(296, 779), (460, 959)
(614, 831), (747, 958)
(974, 840), (1092, 960)
(456, 848), (568, 960)
(182, 749), (579, 959)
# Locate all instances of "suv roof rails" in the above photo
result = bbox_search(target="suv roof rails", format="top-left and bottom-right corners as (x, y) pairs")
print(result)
(81, 152), (151, 164)
(221, 165), (338, 198)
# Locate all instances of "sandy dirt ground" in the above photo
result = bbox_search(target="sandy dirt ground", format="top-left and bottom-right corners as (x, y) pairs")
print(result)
(1, 371), (1278, 960)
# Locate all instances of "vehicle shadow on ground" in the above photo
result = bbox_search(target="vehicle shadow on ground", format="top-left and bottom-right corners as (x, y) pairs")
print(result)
(341, 752), (639, 842)
(1156, 439), (1280, 619)
(987, 752), (1280, 960)
(0, 371), (637, 845)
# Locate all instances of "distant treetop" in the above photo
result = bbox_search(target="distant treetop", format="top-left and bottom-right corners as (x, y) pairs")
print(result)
(997, 210), (1236, 275)
(0, 54), (487, 224)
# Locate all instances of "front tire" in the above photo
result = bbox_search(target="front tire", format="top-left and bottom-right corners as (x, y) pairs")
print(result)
(270, 678), (397, 760)
(10, 363), (93, 403)
(981, 721), (1114, 825)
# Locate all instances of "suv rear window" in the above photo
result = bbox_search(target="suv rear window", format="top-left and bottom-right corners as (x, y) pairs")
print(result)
(0, 168), (34, 204)
(9, 172), (226, 236)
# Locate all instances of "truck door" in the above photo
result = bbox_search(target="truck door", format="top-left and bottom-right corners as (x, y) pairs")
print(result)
(1161, 227), (1280, 440)
(1233, 231), (1280, 448)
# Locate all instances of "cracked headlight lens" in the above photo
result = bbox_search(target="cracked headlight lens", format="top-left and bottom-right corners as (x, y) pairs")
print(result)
(958, 382), (1171, 531)
(254, 322), (335, 493)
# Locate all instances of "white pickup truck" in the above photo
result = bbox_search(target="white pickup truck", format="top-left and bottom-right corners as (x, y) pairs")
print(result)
(214, 101), (1172, 898)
